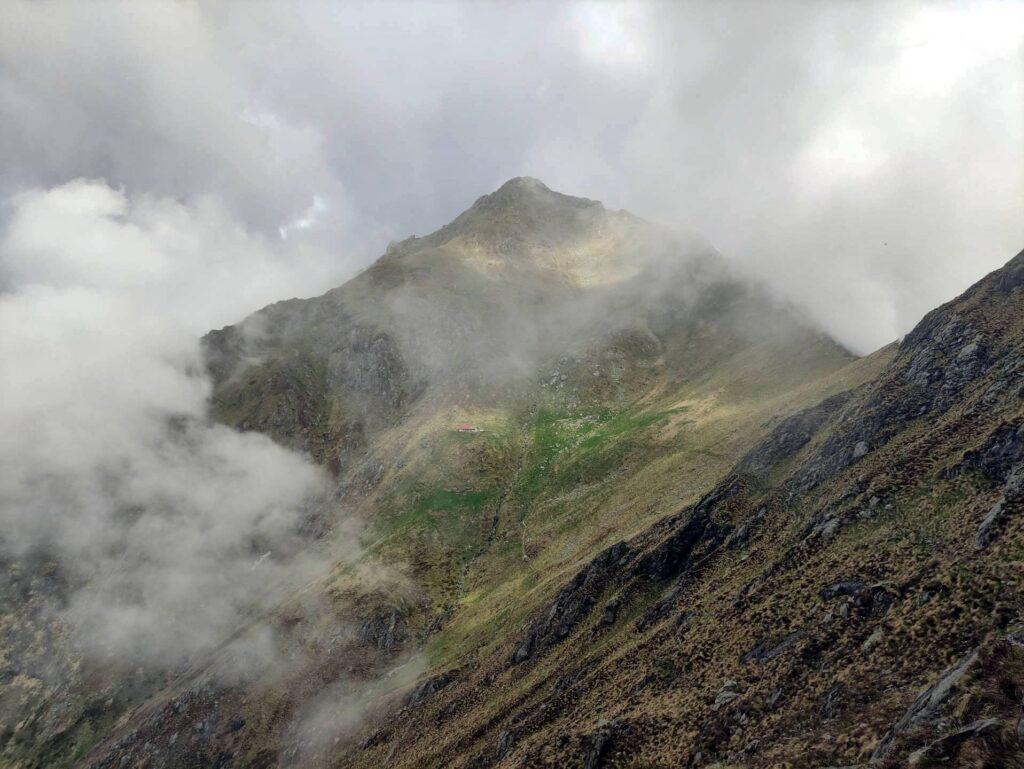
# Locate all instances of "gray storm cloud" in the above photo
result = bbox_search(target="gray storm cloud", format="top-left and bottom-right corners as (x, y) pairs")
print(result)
(0, 0), (1021, 668)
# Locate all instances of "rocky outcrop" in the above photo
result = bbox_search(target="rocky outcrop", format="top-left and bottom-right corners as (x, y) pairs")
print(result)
(871, 650), (980, 763)
(356, 607), (408, 652)
(988, 247), (1024, 294)
(580, 722), (613, 769)
(511, 542), (630, 663)
(907, 718), (1001, 766)
(736, 391), (852, 478)
(405, 669), (461, 708)
(791, 255), (1024, 497)
(326, 326), (423, 412)
(976, 464), (1024, 548)
(946, 419), (1024, 483)
(944, 419), (1024, 548)
(872, 631), (1024, 767)
(819, 580), (895, 617)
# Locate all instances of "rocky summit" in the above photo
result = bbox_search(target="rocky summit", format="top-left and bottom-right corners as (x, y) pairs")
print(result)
(3, 180), (1024, 769)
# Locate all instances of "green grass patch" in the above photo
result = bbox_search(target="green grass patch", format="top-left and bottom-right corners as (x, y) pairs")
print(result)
(514, 405), (684, 502)
(414, 487), (495, 517)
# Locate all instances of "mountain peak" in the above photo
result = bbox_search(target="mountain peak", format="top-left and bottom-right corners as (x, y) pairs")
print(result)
(473, 176), (602, 214)
(496, 175), (548, 192)
(387, 176), (614, 263)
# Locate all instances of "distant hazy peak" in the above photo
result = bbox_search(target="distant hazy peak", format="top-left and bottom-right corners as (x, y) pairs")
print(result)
(382, 176), (618, 264)
(470, 176), (604, 214)
(496, 176), (549, 193)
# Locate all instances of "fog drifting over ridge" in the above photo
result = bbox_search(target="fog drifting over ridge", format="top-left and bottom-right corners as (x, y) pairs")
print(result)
(0, 0), (1021, 671)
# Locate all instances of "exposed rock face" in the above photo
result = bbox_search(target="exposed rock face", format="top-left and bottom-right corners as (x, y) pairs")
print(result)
(512, 542), (630, 663)
(872, 631), (1024, 767)
(736, 392), (852, 478)
(990, 247), (1024, 294)
(871, 650), (980, 762)
(580, 723), (613, 769)
(792, 252), (1024, 496)
(951, 419), (1024, 485)
(81, 680), (244, 769)
(511, 476), (739, 666)
(943, 418), (1024, 548)
(975, 464), (1024, 548)
(356, 608), (407, 651)
(405, 669), (460, 708)
(329, 328), (418, 410)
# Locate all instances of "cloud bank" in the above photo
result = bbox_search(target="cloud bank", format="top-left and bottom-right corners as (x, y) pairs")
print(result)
(3, 2), (1021, 353)
(0, 180), (340, 668)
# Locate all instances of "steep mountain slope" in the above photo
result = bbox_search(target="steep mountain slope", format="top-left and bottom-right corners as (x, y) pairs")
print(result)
(3, 180), (1019, 769)
(338, 248), (1024, 769)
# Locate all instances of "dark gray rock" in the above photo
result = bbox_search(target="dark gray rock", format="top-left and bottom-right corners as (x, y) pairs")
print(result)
(790, 281), (1013, 496)
(327, 327), (423, 410)
(599, 597), (619, 626)
(727, 507), (767, 551)
(820, 581), (867, 600)
(742, 630), (804, 664)
(356, 608), (407, 651)
(819, 581), (894, 617)
(496, 729), (515, 757)
(736, 392), (851, 478)
(976, 463), (1024, 548)
(511, 542), (629, 663)
(581, 724), (612, 769)
(406, 668), (460, 707)
(907, 717), (1001, 765)
(946, 419), (1024, 484)
(870, 649), (979, 763)
(990, 247), (1024, 293)
(513, 476), (737, 664)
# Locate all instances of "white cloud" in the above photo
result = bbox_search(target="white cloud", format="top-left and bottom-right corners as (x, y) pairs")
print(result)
(570, 2), (653, 73)
(890, 1), (1024, 97)
(0, 180), (341, 669)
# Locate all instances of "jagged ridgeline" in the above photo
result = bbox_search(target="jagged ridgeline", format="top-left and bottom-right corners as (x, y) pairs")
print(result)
(4, 180), (1022, 769)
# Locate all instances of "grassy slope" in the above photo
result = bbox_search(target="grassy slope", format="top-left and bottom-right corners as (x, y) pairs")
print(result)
(335, 254), (1024, 769)
(335, 338), (890, 682)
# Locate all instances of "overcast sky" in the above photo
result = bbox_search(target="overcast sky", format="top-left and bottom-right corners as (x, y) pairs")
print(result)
(2, 0), (1022, 351)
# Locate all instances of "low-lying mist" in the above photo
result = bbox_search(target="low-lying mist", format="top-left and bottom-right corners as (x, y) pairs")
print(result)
(0, 179), (347, 673)
(354, 203), (829, 398)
